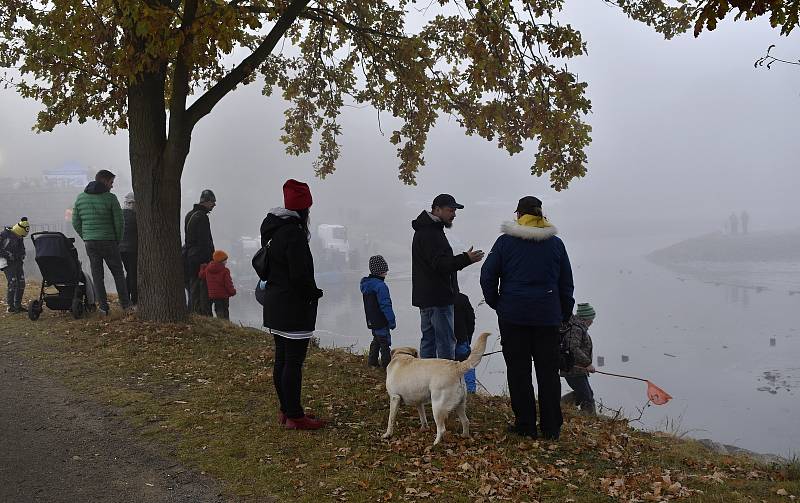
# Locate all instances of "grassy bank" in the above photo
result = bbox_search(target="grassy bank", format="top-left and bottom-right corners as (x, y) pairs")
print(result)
(1, 284), (797, 502)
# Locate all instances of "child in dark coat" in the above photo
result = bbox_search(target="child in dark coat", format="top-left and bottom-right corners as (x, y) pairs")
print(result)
(360, 255), (396, 368)
(454, 291), (477, 393)
(199, 250), (237, 320)
(560, 302), (596, 414)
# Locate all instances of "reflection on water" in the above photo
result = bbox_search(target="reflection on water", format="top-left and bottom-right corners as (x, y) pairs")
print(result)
(230, 237), (799, 456)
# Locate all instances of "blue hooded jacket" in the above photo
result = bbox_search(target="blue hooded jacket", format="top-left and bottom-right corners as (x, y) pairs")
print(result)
(480, 220), (574, 326)
(360, 275), (396, 337)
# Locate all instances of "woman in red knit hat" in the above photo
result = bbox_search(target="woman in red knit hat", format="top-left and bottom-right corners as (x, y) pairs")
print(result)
(259, 179), (326, 430)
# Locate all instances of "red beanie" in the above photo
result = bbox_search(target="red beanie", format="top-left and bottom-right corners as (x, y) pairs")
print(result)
(283, 179), (312, 210)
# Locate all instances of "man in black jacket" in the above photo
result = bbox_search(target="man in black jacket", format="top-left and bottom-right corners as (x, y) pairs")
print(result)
(411, 194), (483, 359)
(184, 189), (216, 315)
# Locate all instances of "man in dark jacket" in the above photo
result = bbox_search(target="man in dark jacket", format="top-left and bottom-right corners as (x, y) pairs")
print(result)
(0, 217), (30, 313)
(480, 196), (574, 440)
(411, 193), (483, 360)
(184, 189), (216, 315)
(72, 170), (130, 314)
(120, 192), (138, 305)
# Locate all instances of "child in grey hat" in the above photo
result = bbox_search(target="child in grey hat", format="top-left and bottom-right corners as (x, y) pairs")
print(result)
(359, 255), (396, 368)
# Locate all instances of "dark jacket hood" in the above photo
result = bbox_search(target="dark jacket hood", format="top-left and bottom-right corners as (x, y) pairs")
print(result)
(411, 211), (443, 231)
(84, 181), (110, 194)
(260, 208), (302, 243)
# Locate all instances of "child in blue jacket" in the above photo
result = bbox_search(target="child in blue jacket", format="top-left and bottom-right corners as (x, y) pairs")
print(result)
(360, 255), (396, 368)
(454, 291), (477, 393)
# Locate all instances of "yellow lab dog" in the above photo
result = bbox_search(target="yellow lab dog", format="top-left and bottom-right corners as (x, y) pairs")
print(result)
(382, 332), (490, 445)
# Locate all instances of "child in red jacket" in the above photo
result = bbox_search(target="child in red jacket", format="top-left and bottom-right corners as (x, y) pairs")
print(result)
(199, 250), (237, 320)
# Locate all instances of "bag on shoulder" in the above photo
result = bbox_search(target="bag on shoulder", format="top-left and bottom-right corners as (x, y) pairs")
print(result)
(252, 241), (270, 281)
(558, 323), (576, 372)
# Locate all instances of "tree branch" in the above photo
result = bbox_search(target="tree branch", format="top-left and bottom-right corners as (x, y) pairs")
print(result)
(185, 0), (311, 127)
(168, 0), (198, 142)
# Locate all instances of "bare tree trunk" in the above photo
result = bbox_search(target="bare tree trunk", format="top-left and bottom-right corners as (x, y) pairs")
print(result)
(128, 69), (189, 322)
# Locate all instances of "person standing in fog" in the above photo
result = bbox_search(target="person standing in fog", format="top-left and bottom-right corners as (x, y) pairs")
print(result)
(183, 190), (216, 315)
(120, 192), (138, 305)
(729, 212), (739, 235)
(411, 193), (483, 360)
(72, 170), (131, 315)
(261, 179), (326, 430)
(480, 196), (574, 440)
(740, 211), (749, 235)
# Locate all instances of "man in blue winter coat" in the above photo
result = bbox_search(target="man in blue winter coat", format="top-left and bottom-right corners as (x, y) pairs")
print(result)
(361, 255), (396, 368)
(411, 194), (483, 360)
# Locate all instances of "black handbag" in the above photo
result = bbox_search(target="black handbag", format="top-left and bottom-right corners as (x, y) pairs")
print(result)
(252, 241), (270, 280)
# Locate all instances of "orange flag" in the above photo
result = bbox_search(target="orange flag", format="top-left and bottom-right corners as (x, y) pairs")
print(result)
(646, 381), (673, 405)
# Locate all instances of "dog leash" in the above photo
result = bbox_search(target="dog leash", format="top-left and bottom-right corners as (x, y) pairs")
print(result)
(482, 350), (503, 357)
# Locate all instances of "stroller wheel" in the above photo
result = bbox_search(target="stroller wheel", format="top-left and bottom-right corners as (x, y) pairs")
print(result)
(28, 301), (42, 321)
(71, 298), (85, 320)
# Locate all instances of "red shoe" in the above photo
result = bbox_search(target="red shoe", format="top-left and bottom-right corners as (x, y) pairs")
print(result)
(279, 410), (316, 425)
(285, 415), (327, 430)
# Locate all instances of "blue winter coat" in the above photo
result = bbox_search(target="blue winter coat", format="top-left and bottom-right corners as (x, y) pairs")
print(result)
(480, 221), (574, 326)
(360, 275), (396, 337)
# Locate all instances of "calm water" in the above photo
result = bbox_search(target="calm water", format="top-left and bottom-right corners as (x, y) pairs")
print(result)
(231, 236), (799, 457)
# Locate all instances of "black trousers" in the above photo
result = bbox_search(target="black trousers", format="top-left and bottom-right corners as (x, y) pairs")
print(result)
(368, 335), (391, 368)
(3, 260), (25, 309)
(85, 241), (130, 310)
(120, 251), (138, 305)
(211, 298), (230, 320)
(273, 335), (310, 419)
(500, 321), (563, 437)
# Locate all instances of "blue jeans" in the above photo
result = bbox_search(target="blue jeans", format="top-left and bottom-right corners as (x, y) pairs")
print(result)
(419, 305), (455, 359)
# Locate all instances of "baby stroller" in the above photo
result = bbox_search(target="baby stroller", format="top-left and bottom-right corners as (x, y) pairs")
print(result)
(28, 232), (95, 320)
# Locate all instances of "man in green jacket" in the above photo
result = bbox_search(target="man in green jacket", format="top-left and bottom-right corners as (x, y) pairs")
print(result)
(72, 169), (131, 314)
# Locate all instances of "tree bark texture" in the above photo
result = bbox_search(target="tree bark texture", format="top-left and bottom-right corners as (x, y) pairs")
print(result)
(128, 69), (190, 322)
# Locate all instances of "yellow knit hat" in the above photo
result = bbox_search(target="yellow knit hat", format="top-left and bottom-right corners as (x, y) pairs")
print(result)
(11, 217), (30, 237)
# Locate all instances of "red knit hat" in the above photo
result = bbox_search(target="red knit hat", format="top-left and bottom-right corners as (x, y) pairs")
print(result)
(283, 179), (313, 210)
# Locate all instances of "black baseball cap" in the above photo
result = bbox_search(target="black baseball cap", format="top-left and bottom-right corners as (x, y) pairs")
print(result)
(432, 193), (464, 209)
(515, 196), (542, 215)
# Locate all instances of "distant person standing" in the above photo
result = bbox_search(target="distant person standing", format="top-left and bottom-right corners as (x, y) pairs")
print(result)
(72, 170), (131, 314)
(729, 212), (739, 235)
(411, 194), (484, 360)
(740, 211), (749, 235)
(120, 192), (138, 305)
(0, 217), (30, 313)
(183, 189), (216, 315)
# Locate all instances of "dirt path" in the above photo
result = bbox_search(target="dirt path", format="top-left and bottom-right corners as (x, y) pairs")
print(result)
(0, 339), (230, 503)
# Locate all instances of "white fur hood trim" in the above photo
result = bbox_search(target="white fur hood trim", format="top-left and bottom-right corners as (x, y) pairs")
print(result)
(500, 221), (558, 241)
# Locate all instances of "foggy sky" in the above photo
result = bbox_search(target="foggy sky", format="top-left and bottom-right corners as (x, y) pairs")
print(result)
(1, 2), (798, 244)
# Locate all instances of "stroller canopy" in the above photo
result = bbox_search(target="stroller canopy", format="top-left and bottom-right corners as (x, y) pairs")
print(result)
(32, 232), (81, 284)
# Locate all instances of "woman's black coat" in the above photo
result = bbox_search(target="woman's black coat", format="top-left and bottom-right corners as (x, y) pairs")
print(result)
(260, 212), (322, 331)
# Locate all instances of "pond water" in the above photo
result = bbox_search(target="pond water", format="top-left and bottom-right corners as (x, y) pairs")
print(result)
(230, 236), (799, 457)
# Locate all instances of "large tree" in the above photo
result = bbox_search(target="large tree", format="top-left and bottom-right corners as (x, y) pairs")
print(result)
(1, 1), (794, 322)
